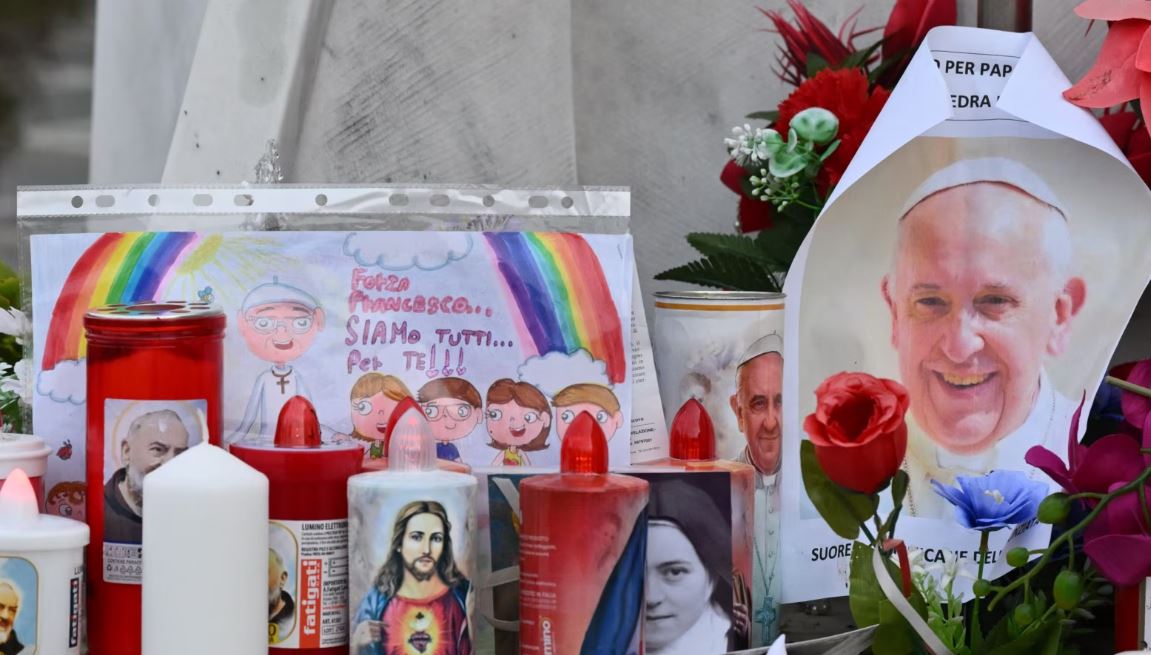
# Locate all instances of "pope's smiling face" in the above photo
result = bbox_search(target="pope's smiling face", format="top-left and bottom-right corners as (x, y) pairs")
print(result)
(882, 182), (1085, 455)
(238, 302), (325, 365)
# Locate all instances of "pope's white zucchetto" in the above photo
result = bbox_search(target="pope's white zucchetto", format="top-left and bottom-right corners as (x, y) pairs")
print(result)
(898, 157), (1066, 220)
(738, 332), (783, 368)
(240, 276), (320, 312)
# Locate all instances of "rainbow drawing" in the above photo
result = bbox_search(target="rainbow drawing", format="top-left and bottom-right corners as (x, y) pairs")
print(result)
(483, 232), (627, 384)
(41, 232), (205, 371)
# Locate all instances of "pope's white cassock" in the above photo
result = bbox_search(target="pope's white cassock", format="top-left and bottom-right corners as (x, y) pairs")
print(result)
(901, 370), (1077, 518)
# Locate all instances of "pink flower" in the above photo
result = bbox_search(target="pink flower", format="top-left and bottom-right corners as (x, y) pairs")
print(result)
(1084, 480), (1151, 586)
(1025, 396), (1145, 497)
(1063, 1), (1151, 138)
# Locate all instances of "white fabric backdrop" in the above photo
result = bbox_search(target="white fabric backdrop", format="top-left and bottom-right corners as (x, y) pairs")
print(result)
(89, 0), (1123, 329)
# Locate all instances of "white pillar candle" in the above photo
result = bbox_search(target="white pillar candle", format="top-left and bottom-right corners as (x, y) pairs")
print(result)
(0, 468), (89, 655)
(142, 441), (268, 655)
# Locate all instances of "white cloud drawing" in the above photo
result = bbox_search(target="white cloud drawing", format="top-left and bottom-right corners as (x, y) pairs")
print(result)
(342, 232), (473, 271)
(36, 358), (87, 405)
(517, 349), (610, 398)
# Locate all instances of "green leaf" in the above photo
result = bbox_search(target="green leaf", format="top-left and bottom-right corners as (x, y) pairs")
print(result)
(806, 52), (829, 78)
(655, 257), (780, 292)
(873, 599), (915, 655)
(849, 541), (884, 626)
(986, 615), (1062, 655)
(842, 40), (887, 71)
(801, 441), (879, 540)
(746, 110), (779, 123)
(685, 233), (767, 262)
(892, 470), (909, 508)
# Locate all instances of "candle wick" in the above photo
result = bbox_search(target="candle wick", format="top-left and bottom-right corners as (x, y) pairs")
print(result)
(197, 409), (212, 447)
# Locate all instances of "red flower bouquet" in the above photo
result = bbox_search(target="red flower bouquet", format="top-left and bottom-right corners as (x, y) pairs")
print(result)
(657, 1), (956, 292)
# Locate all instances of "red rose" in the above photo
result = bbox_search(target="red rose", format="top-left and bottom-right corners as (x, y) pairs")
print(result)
(774, 68), (890, 192)
(803, 372), (910, 493)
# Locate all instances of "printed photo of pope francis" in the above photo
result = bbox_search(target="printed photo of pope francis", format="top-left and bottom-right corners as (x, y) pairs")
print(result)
(794, 136), (1151, 523)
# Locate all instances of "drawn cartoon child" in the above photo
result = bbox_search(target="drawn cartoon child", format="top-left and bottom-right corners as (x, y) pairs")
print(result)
(486, 379), (552, 467)
(230, 277), (326, 445)
(417, 377), (483, 463)
(553, 383), (624, 441)
(46, 480), (87, 521)
(350, 373), (413, 459)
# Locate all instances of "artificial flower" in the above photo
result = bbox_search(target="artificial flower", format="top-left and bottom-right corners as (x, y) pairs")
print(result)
(1083, 479), (1151, 586)
(774, 68), (889, 192)
(760, 1), (870, 87)
(1063, 1), (1151, 136)
(1026, 396), (1146, 497)
(1115, 359), (1151, 437)
(0, 307), (29, 343)
(721, 159), (776, 232)
(1098, 109), (1151, 187)
(930, 471), (1047, 532)
(881, 0), (957, 62)
(803, 372), (909, 493)
(0, 359), (32, 405)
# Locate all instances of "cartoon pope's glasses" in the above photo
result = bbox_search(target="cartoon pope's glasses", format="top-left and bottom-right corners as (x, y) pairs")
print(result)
(245, 315), (314, 334)
(423, 403), (474, 421)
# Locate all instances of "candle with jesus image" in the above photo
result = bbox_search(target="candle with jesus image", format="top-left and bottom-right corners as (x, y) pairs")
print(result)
(348, 403), (477, 655)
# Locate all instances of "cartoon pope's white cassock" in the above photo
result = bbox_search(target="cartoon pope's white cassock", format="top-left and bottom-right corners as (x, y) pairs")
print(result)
(229, 277), (326, 445)
(880, 158), (1084, 517)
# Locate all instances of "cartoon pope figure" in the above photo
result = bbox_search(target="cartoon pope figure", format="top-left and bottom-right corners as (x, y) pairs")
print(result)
(229, 277), (326, 444)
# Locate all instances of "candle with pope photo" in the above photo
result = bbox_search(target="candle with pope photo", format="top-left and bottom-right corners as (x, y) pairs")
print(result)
(141, 412), (268, 655)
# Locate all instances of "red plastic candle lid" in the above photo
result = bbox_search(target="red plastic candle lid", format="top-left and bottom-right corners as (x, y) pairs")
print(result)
(561, 412), (609, 474)
(274, 396), (322, 448)
(383, 397), (423, 455)
(669, 398), (717, 461)
(386, 402), (437, 472)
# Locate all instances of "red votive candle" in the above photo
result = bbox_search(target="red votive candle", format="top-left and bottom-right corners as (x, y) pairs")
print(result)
(232, 395), (363, 654)
(84, 300), (224, 655)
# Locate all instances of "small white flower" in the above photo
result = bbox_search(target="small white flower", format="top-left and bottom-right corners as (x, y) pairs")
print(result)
(0, 359), (32, 405)
(0, 308), (30, 343)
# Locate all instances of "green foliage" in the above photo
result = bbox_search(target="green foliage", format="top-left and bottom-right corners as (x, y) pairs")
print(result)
(745, 110), (779, 122)
(0, 257), (23, 433)
(1037, 493), (1071, 524)
(848, 540), (929, 655)
(655, 209), (815, 291)
(913, 567), (970, 655)
(799, 440), (879, 540)
(1053, 570), (1083, 610)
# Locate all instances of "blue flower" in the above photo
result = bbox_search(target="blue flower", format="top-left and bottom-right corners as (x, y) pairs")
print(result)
(931, 470), (1048, 532)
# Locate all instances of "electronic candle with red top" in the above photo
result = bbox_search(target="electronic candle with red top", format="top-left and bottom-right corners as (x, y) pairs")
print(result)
(346, 401), (477, 655)
(518, 412), (649, 654)
(360, 397), (471, 474)
(231, 395), (362, 653)
(618, 398), (759, 653)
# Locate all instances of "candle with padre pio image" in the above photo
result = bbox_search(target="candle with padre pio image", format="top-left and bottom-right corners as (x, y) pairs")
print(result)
(621, 399), (757, 655)
(347, 405), (477, 655)
(142, 431), (269, 655)
(0, 468), (89, 655)
(84, 301), (225, 655)
(518, 412), (649, 654)
(232, 396), (363, 653)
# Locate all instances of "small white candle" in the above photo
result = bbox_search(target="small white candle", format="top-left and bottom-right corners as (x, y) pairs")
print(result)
(142, 440), (268, 655)
(0, 467), (88, 655)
